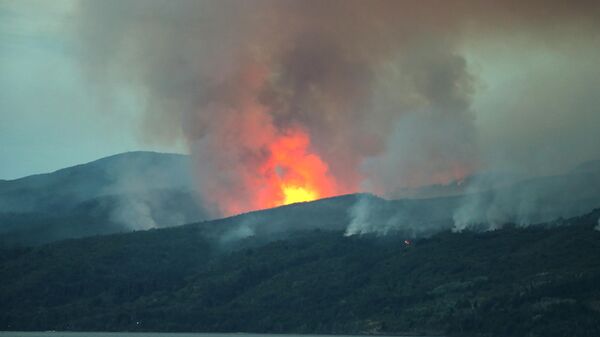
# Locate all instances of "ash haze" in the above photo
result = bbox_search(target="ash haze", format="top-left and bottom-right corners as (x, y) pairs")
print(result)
(2, 0), (600, 217)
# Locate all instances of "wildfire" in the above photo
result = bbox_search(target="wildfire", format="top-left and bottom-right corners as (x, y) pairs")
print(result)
(282, 186), (318, 205)
(259, 128), (338, 209)
(194, 64), (350, 216)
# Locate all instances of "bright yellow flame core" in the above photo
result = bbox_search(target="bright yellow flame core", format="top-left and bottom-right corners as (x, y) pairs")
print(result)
(282, 185), (318, 205)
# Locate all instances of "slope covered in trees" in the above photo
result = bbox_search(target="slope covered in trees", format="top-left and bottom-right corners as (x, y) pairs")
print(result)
(1, 209), (599, 336)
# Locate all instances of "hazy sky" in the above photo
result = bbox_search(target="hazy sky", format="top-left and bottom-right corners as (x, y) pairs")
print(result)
(0, 0), (183, 179)
(1, 0), (599, 184)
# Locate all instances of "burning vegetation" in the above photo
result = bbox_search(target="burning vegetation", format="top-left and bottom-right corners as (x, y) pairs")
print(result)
(75, 0), (600, 217)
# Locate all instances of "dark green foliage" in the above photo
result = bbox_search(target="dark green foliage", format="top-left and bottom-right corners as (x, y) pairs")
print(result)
(1, 211), (600, 336)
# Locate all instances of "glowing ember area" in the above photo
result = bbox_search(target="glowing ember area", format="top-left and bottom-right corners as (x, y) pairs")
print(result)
(282, 186), (317, 205)
(260, 128), (338, 208)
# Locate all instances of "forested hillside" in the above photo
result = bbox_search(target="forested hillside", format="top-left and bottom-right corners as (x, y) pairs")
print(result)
(1, 209), (599, 336)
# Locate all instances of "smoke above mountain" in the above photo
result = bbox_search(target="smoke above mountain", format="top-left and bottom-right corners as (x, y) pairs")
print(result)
(74, 0), (600, 218)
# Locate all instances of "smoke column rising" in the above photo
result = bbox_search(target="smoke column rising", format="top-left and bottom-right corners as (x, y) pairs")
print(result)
(74, 0), (600, 217)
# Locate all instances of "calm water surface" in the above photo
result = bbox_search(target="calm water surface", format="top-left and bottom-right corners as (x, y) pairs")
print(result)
(0, 333), (415, 337)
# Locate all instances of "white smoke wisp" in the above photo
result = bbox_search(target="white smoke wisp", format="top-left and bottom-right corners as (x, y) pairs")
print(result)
(345, 195), (389, 236)
(345, 194), (455, 237)
(452, 165), (600, 231)
(109, 197), (158, 230)
(220, 223), (256, 244)
(451, 179), (516, 232)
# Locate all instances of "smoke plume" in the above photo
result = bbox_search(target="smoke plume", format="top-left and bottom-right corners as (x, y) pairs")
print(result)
(74, 0), (600, 219)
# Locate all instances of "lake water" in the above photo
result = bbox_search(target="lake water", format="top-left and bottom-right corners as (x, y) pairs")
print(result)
(0, 333), (412, 337)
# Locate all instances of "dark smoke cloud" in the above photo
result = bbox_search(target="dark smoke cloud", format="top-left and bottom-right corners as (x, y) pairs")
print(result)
(74, 0), (600, 217)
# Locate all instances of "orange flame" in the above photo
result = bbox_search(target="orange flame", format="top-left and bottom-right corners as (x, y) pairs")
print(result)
(195, 64), (352, 216)
(256, 128), (339, 209)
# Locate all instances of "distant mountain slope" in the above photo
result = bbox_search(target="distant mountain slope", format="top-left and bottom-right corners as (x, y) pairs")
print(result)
(104, 153), (600, 244)
(452, 165), (600, 228)
(1, 209), (598, 336)
(0, 152), (207, 247)
(382, 159), (600, 232)
(394, 171), (526, 199)
(0, 151), (193, 213)
(574, 159), (600, 173)
(395, 158), (600, 201)
(1, 152), (600, 247)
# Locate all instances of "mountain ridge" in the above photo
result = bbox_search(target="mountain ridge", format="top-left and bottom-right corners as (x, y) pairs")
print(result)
(2, 152), (600, 247)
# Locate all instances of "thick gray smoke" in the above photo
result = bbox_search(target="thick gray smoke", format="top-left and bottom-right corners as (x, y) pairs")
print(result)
(345, 194), (456, 237)
(452, 163), (600, 231)
(346, 162), (600, 237)
(73, 1), (600, 228)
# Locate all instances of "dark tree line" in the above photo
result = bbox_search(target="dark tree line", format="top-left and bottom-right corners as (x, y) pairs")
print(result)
(1, 210), (600, 336)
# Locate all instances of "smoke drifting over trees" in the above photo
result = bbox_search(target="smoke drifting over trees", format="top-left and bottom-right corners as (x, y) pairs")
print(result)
(74, 0), (600, 219)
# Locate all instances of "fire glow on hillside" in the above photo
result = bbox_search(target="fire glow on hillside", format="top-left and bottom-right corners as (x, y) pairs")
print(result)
(262, 128), (338, 207)
(190, 64), (354, 216)
(209, 126), (343, 216)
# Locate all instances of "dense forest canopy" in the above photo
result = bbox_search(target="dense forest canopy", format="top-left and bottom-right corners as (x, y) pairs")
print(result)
(1, 209), (599, 336)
